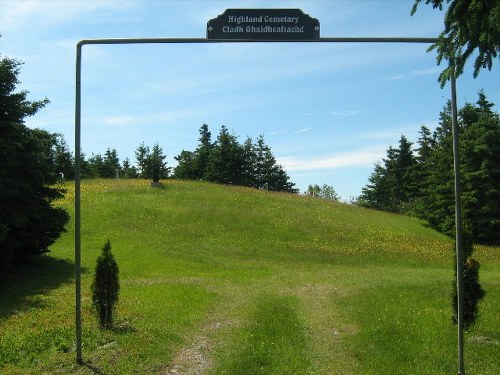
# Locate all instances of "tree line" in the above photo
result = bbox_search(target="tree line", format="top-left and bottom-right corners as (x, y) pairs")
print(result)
(51, 138), (170, 180)
(51, 124), (298, 193)
(173, 124), (298, 193)
(358, 91), (499, 244)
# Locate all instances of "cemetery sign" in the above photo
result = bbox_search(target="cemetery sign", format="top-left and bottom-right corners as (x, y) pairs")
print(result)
(207, 9), (320, 41)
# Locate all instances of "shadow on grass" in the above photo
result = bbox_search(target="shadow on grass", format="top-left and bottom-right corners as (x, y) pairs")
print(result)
(82, 361), (108, 375)
(0, 255), (77, 319)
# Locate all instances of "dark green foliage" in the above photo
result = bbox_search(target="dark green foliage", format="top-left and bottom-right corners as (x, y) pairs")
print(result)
(360, 92), (499, 244)
(205, 125), (246, 185)
(53, 134), (74, 180)
(174, 124), (298, 193)
(91, 240), (120, 329)
(121, 157), (137, 178)
(134, 142), (170, 179)
(422, 95), (500, 243)
(411, 0), (500, 87)
(451, 231), (485, 329)
(460, 94), (500, 243)
(0, 55), (69, 266)
(101, 148), (120, 178)
(359, 136), (418, 213)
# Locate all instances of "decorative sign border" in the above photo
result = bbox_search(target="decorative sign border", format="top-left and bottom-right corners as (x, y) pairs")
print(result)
(207, 9), (320, 40)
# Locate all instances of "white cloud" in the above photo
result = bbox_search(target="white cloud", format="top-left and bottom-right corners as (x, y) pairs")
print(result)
(295, 127), (312, 133)
(386, 66), (441, 81)
(331, 110), (361, 117)
(411, 66), (441, 75)
(387, 74), (406, 80)
(278, 146), (386, 172)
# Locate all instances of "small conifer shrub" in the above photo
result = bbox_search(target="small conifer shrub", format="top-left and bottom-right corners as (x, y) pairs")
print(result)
(452, 231), (485, 330)
(91, 240), (120, 329)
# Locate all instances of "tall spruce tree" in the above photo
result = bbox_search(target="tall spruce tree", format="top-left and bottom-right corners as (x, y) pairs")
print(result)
(53, 134), (74, 180)
(87, 153), (104, 178)
(135, 142), (150, 178)
(102, 148), (120, 178)
(459, 94), (500, 243)
(174, 150), (197, 179)
(150, 143), (170, 179)
(359, 136), (417, 213)
(206, 126), (245, 185)
(0, 56), (69, 266)
(194, 123), (214, 179)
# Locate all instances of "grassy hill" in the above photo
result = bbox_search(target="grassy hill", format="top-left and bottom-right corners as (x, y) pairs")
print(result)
(1, 179), (498, 374)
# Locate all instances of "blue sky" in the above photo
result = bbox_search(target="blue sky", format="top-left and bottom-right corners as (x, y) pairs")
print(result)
(1, 0), (498, 200)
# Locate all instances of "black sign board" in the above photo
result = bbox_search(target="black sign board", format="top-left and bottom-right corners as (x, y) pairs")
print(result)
(207, 9), (320, 41)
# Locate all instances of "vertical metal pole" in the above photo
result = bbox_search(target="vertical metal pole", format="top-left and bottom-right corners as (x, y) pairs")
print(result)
(451, 73), (465, 375)
(75, 43), (83, 366)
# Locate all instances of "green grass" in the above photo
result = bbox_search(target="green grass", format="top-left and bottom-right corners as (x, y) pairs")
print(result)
(213, 294), (313, 375)
(0, 179), (498, 374)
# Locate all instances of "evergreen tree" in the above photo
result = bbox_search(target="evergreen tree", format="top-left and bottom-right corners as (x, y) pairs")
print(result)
(206, 126), (245, 185)
(253, 135), (275, 189)
(0, 55), (69, 265)
(87, 153), (104, 178)
(421, 94), (499, 243)
(121, 157), (137, 178)
(102, 148), (120, 178)
(174, 150), (197, 179)
(460, 95), (500, 243)
(135, 142), (150, 178)
(452, 230), (485, 329)
(359, 162), (392, 210)
(53, 134), (74, 180)
(251, 135), (297, 193)
(411, 0), (500, 86)
(409, 126), (436, 215)
(79, 150), (92, 179)
(395, 135), (418, 204)
(194, 123), (214, 179)
(241, 137), (257, 186)
(149, 143), (170, 179)
(91, 240), (120, 329)
(419, 101), (457, 235)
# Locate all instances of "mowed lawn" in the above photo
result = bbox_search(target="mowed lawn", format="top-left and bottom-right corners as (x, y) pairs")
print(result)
(1, 179), (498, 374)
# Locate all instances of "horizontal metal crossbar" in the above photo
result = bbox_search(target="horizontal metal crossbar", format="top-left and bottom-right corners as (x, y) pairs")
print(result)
(77, 36), (440, 47)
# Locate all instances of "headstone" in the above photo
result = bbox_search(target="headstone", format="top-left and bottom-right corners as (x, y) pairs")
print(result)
(151, 167), (162, 187)
(152, 167), (160, 182)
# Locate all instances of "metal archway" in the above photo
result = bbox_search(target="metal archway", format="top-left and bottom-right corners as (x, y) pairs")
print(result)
(75, 35), (465, 373)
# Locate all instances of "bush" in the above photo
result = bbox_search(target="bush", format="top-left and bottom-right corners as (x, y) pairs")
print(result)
(91, 240), (120, 329)
(452, 232), (485, 330)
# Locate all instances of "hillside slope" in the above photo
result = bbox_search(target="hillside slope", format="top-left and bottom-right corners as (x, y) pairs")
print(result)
(1, 179), (498, 374)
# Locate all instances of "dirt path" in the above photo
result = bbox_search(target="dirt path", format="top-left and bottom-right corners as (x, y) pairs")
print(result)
(163, 333), (212, 375)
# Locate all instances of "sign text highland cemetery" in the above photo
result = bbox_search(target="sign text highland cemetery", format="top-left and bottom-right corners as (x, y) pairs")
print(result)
(207, 9), (320, 41)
